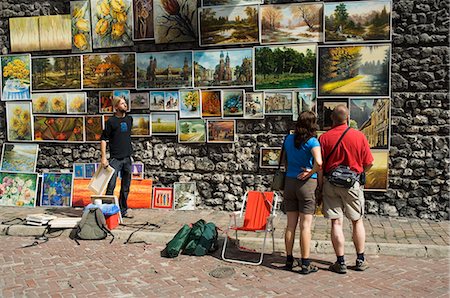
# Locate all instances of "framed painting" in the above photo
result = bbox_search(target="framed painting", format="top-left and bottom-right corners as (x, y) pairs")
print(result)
(90, 0), (133, 49)
(39, 15), (72, 51)
(179, 90), (201, 118)
(130, 92), (150, 110)
(350, 98), (390, 149)
(31, 55), (82, 91)
(0, 143), (39, 173)
(178, 119), (206, 143)
(99, 91), (114, 113)
(164, 91), (179, 111)
(102, 115), (113, 127)
(244, 92), (264, 119)
(150, 112), (177, 135)
(293, 90), (316, 121)
(129, 114), (151, 137)
(201, 90), (222, 118)
(222, 90), (244, 118)
(41, 172), (74, 207)
(264, 91), (293, 115)
(133, 0), (154, 40)
(47, 94), (68, 114)
(199, 5), (259, 47)
(152, 187), (174, 209)
(202, 0), (263, 6)
(260, 3), (323, 44)
(82, 53), (136, 89)
(85, 115), (104, 142)
(173, 182), (197, 210)
(73, 163), (85, 179)
(136, 51), (193, 90)
(318, 44), (391, 97)
(207, 120), (236, 143)
(0, 171), (38, 207)
(67, 92), (87, 114)
(259, 147), (282, 168)
(317, 98), (349, 131)
(132, 162), (144, 179)
(113, 90), (131, 111)
(154, 0), (198, 44)
(88, 165), (115, 195)
(324, 1), (392, 43)
(1, 54), (31, 100)
(149, 91), (165, 111)
(84, 163), (98, 178)
(71, 0), (93, 53)
(254, 44), (316, 90)
(9, 17), (40, 53)
(33, 115), (85, 143)
(5, 102), (33, 142)
(194, 49), (253, 88)
(365, 150), (389, 191)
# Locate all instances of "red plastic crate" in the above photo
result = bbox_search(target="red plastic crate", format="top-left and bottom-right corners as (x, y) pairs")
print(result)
(105, 213), (120, 230)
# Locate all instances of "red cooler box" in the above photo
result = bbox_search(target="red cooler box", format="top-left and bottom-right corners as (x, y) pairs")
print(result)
(105, 213), (120, 230)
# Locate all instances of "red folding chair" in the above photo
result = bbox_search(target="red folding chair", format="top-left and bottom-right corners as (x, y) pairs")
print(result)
(221, 190), (279, 265)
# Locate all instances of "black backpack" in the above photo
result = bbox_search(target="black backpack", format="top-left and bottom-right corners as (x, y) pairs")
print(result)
(73, 208), (114, 244)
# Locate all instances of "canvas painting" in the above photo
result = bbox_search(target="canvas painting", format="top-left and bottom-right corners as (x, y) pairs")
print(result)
(201, 90), (222, 118)
(179, 90), (201, 118)
(113, 90), (131, 110)
(151, 112), (177, 135)
(317, 98), (348, 131)
(222, 90), (244, 118)
(130, 114), (151, 136)
(83, 53), (136, 89)
(33, 116), (85, 143)
(173, 182), (197, 210)
(67, 92), (87, 114)
(318, 44), (391, 97)
(73, 163), (85, 179)
(202, 0), (262, 6)
(47, 94), (68, 114)
(254, 44), (316, 90)
(71, 1), (93, 53)
(85, 115), (104, 142)
(88, 165), (115, 195)
(199, 5), (259, 46)
(164, 91), (179, 111)
(6, 102), (33, 142)
(154, 0), (198, 44)
(350, 98), (390, 149)
(1, 54), (31, 101)
(132, 162), (144, 179)
(130, 92), (150, 110)
(365, 150), (389, 191)
(0, 143), (39, 173)
(133, 0), (154, 40)
(260, 3), (323, 44)
(136, 51), (193, 90)
(90, 0), (133, 49)
(31, 56), (82, 91)
(244, 92), (264, 119)
(9, 17), (40, 53)
(194, 49), (253, 88)
(260, 147), (282, 168)
(264, 92), (293, 115)
(152, 187), (174, 209)
(293, 90), (316, 121)
(85, 163), (98, 178)
(325, 1), (391, 43)
(178, 119), (206, 143)
(149, 91), (165, 110)
(41, 173), (73, 207)
(0, 172), (38, 207)
(39, 15), (72, 51)
(99, 91), (114, 113)
(207, 120), (236, 143)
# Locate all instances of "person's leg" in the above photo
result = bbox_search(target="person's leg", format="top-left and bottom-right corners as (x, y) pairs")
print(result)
(352, 218), (365, 254)
(299, 213), (313, 259)
(331, 217), (345, 257)
(105, 158), (120, 195)
(285, 211), (299, 257)
(119, 157), (132, 216)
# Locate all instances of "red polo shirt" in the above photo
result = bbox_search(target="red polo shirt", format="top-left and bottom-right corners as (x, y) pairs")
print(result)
(320, 124), (374, 174)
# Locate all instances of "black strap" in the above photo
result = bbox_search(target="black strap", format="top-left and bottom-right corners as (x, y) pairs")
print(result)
(323, 127), (351, 171)
(277, 134), (290, 171)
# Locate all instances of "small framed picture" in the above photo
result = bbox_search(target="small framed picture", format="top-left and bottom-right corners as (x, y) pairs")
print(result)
(222, 90), (244, 118)
(41, 172), (74, 207)
(73, 163), (85, 179)
(152, 187), (174, 209)
(149, 91), (165, 111)
(130, 92), (150, 110)
(207, 120), (236, 143)
(99, 91), (114, 113)
(259, 147), (283, 169)
(132, 162), (144, 180)
(84, 163), (98, 178)
(244, 92), (264, 119)
(150, 112), (177, 135)
(264, 91), (293, 115)
(173, 182), (197, 211)
(201, 90), (222, 118)
(179, 90), (201, 118)
(164, 91), (179, 111)
(66, 92), (87, 114)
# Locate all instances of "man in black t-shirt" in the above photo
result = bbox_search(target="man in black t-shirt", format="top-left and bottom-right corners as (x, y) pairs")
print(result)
(101, 97), (134, 218)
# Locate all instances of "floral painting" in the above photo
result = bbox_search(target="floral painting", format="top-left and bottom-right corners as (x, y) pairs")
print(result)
(133, 0), (154, 40)
(9, 17), (40, 52)
(149, 91), (165, 110)
(0, 172), (38, 207)
(31, 55), (82, 91)
(152, 187), (173, 209)
(164, 91), (179, 111)
(179, 90), (201, 118)
(264, 92), (293, 115)
(151, 112), (177, 135)
(222, 90), (244, 118)
(130, 92), (150, 109)
(99, 91), (114, 113)
(0, 143), (39, 173)
(1, 54), (31, 101)
(201, 90), (222, 117)
(85, 163), (98, 178)
(71, 0), (93, 53)
(6, 102), (33, 142)
(178, 119), (206, 143)
(130, 114), (151, 136)
(207, 120), (235, 143)
(173, 182), (197, 210)
(49, 94), (68, 114)
(91, 0), (134, 49)
(154, 0), (198, 44)
(85, 115), (104, 142)
(259, 147), (282, 168)
(41, 173), (73, 207)
(244, 92), (264, 119)
(34, 116), (85, 143)
(67, 92), (87, 114)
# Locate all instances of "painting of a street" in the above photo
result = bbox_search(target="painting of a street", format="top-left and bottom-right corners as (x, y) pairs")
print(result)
(365, 150), (389, 191)
(207, 120), (235, 143)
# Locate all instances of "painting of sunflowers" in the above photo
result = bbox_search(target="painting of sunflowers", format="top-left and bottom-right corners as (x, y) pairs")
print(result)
(5, 102), (33, 142)
(71, 0), (93, 53)
(91, 0), (134, 49)
(85, 115), (103, 142)
(1, 54), (31, 101)
(33, 116), (85, 143)
(32, 93), (68, 114)
(67, 92), (87, 114)
(31, 56), (82, 91)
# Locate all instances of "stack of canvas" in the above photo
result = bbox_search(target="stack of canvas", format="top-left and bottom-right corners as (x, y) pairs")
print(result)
(26, 214), (57, 226)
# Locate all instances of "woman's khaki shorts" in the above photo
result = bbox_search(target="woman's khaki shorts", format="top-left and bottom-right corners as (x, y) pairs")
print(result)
(322, 178), (365, 221)
(283, 177), (317, 214)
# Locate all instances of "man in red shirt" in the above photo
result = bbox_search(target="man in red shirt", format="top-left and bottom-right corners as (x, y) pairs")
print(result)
(318, 105), (373, 274)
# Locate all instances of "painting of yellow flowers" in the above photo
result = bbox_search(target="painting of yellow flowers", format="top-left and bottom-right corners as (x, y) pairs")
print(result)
(71, 1), (93, 53)
(32, 93), (51, 113)
(91, 0), (134, 49)
(48, 94), (68, 113)
(9, 17), (40, 52)
(31, 55), (82, 91)
(39, 15), (72, 51)
(33, 116), (85, 143)
(5, 102), (33, 142)
(67, 92), (87, 114)
(1, 54), (31, 101)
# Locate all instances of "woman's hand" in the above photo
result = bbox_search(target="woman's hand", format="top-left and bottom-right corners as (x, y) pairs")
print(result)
(297, 167), (312, 180)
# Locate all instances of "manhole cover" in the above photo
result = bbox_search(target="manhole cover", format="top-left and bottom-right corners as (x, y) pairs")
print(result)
(209, 266), (236, 278)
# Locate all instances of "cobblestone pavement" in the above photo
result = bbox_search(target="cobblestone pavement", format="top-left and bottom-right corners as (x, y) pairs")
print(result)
(0, 236), (449, 297)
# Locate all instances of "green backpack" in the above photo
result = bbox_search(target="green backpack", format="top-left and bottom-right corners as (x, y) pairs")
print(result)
(183, 220), (218, 256)
(161, 224), (192, 258)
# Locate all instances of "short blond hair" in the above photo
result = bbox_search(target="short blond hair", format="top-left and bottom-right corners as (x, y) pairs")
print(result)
(112, 96), (123, 108)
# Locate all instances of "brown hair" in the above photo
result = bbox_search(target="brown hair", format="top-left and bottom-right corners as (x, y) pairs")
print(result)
(294, 111), (318, 148)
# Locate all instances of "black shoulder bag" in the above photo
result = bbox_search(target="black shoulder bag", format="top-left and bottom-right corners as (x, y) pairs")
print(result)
(271, 135), (288, 191)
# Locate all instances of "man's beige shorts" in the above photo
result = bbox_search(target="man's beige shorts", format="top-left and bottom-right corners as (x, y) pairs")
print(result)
(322, 178), (364, 221)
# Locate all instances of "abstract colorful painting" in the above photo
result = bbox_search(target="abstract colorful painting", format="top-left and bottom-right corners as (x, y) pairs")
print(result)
(264, 92), (293, 115)
(85, 115), (104, 142)
(149, 91), (165, 110)
(130, 92), (150, 109)
(222, 90), (244, 118)
(41, 173), (73, 207)
(201, 90), (222, 118)
(31, 55), (82, 91)
(365, 150), (389, 191)
(207, 120), (236, 143)
(173, 182), (197, 210)
(1, 54), (31, 100)
(152, 187), (174, 209)
(317, 98), (348, 131)
(0, 171), (38, 207)
(178, 120), (206, 143)
(85, 163), (98, 178)
(133, 0), (154, 40)
(67, 92), (87, 114)
(5, 102), (33, 142)
(244, 92), (264, 119)
(164, 91), (179, 111)
(39, 15), (72, 51)
(0, 143), (39, 173)
(150, 112), (177, 135)
(9, 17), (40, 52)
(71, 0), (93, 53)
(260, 147), (282, 168)
(99, 91), (114, 113)
(33, 116), (85, 143)
(73, 163), (85, 179)
(129, 114), (151, 136)
(179, 90), (201, 118)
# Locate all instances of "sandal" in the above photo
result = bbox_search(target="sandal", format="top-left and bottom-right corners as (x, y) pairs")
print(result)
(299, 263), (319, 275)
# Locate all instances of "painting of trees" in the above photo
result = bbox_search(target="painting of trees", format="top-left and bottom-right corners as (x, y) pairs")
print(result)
(31, 56), (82, 91)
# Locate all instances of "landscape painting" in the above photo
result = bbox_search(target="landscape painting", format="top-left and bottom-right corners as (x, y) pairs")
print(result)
(194, 49), (253, 88)
(41, 173), (73, 207)
(71, 0), (93, 53)
(365, 150), (389, 191)
(164, 91), (179, 111)
(199, 5), (259, 46)
(39, 15), (72, 51)
(178, 120), (206, 143)
(9, 17), (40, 52)
(264, 92), (293, 115)
(207, 120), (236, 143)
(85, 115), (103, 142)
(31, 55), (82, 91)
(130, 114), (151, 136)
(99, 91), (114, 113)
(173, 182), (197, 210)
(201, 90), (222, 118)
(136, 51), (193, 89)
(318, 44), (391, 97)
(325, 1), (391, 43)
(130, 92), (150, 109)
(260, 3), (322, 44)
(350, 98), (390, 149)
(0, 143), (39, 173)
(133, 0), (154, 40)
(254, 44), (316, 90)
(6, 102), (33, 142)
(67, 92), (87, 114)
(244, 92), (264, 119)
(180, 90), (201, 118)
(149, 91), (165, 110)
(83, 53), (136, 89)
(151, 112), (177, 135)
(317, 98), (348, 131)
(222, 90), (244, 118)
(0, 172), (38, 207)
(1, 54), (31, 100)
(152, 187), (174, 209)
(260, 147), (282, 168)
(33, 116), (85, 143)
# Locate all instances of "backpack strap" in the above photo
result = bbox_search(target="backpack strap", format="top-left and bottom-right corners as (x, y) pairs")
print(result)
(323, 127), (351, 174)
(94, 210), (115, 244)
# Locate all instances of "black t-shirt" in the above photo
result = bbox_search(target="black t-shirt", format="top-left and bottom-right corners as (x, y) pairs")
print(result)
(101, 115), (133, 159)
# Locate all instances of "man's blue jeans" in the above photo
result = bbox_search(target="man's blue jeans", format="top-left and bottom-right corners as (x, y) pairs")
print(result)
(105, 157), (132, 216)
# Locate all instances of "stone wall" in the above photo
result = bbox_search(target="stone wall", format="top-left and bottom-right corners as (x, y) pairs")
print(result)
(0, 0), (448, 219)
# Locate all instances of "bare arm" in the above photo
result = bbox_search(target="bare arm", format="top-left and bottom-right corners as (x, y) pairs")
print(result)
(101, 140), (108, 168)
